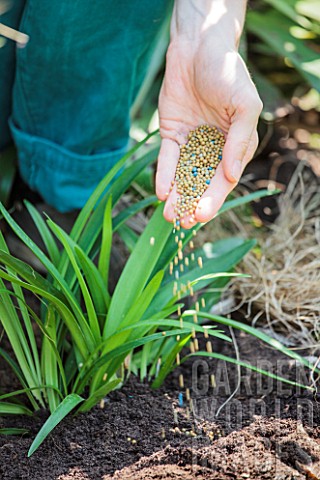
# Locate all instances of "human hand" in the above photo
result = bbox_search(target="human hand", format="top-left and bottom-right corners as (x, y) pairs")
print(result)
(156, 0), (263, 229)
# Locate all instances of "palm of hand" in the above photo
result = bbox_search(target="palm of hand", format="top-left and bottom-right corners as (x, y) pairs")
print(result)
(156, 42), (262, 228)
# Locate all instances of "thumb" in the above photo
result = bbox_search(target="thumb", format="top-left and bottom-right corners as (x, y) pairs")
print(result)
(222, 105), (262, 183)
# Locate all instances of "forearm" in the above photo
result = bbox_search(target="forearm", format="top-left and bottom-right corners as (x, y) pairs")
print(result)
(158, 0), (262, 223)
(171, 0), (247, 49)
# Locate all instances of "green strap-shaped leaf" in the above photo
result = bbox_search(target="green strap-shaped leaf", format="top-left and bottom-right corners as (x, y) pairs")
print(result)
(0, 233), (42, 390)
(0, 285), (44, 407)
(117, 224), (139, 252)
(112, 196), (159, 232)
(59, 146), (158, 293)
(0, 204), (93, 339)
(105, 270), (164, 342)
(28, 394), (84, 457)
(47, 219), (101, 345)
(0, 428), (29, 436)
(139, 340), (154, 381)
(131, 10), (170, 117)
(0, 285), (69, 408)
(263, 0), (320, 32)
(188, 352), (314, 391)
(74, 246), (110, 314)
(218, 190), (280, 216)
(0, 386), (63, 403)
(0, 402), (33, 416)
(0, 288), (68, 401)
(69, 132), (158, 245)
(78, 379), (121, 413)
(98, 196), (112, 286)
(0, 247), (63, 300)
(41, 307), (60, 412)
(184, 310), (320, 375)
(152, 335), (191, 389)
(24, 201), (60, 264)
(149, 240), (255, 316)
(73, 328), (203, 394)
(152, 189), (276, 277)
(0, 269), (90, 359)
(0, 347), (39, 410)
(246, 10), (320, 90)
(105, 204), (172, 338)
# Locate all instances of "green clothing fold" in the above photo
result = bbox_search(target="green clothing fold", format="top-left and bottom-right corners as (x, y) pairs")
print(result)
(0, 0), (171, 211)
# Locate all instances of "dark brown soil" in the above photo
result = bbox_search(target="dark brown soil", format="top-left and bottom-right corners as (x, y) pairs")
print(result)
(1, 107), (319, 479)
(0, 329), (319, 480)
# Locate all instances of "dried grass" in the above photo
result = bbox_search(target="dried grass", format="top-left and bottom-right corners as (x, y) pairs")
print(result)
(236, 165), (320, 349)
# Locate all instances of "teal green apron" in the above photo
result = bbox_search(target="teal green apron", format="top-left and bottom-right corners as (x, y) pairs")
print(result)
(0, 0), (171, 211)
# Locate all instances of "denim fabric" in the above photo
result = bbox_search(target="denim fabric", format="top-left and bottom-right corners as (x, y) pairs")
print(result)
(0, 0), (171, 211)
(0, 0), (25, 147)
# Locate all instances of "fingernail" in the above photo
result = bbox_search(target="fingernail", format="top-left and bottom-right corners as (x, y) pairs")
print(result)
(231, 160), (242, 182)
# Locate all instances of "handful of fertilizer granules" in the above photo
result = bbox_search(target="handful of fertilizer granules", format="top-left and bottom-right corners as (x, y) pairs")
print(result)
(168, 125), (226, 385)
(174, 124), (225, 229)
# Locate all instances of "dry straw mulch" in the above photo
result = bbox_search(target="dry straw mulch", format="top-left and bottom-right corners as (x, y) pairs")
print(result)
(236, 164), (320, 349)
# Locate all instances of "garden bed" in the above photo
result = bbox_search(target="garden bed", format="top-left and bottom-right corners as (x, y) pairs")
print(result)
(1, 329), (319, 480)
(1, 105), (319, 479)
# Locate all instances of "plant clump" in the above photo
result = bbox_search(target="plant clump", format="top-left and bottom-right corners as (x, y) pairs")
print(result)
(174, 124), (225, 229)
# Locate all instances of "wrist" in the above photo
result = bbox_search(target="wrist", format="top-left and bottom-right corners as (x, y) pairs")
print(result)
(171, 0), (246, 50)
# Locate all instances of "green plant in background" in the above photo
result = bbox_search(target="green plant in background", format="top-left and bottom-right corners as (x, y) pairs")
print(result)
(0, 133), (317, 457)
(246, 0), (320, 120)
(130, 0), (319, 139)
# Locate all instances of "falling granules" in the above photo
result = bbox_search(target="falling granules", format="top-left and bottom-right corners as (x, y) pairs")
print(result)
(169, 124), (226, 292)
(169, 124), (226, 397)
(173, 124), (225, 229)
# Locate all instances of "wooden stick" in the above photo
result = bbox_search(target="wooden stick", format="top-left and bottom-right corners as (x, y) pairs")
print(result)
(0, 23), (29, 45)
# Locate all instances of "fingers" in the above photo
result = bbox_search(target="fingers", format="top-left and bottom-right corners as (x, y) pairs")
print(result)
(245, 131), (259, 167)
(163, 183), (197, 229)
(194, 163), (232, 223)
(163, 182), (178, 222)
(222, 96), (262, 184)
(157, 137), (197, 229)
(159, 129), (259, 228)
(155, 138), (180, 201)
(194, 132), (259, 224)
(161, 131), (258, 228)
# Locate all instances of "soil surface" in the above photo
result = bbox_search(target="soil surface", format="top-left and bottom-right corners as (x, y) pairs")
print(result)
(0, 330), (319, 480)
(1, 106), (320, 479)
